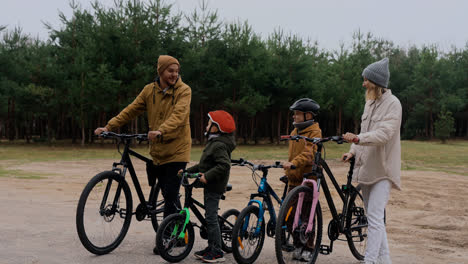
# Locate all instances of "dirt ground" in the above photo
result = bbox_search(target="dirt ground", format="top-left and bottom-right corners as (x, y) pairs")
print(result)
(1, 157), (467, 264)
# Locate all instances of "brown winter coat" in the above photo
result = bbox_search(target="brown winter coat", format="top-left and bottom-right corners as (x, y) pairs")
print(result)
(285, 123), (322, 187)
(349, 90), (402, 190)
(106, 77), (192, 165)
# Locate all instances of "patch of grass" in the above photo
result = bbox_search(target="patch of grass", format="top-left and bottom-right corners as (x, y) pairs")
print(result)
(0, 167), (47, 179)
(1, 140), (467, 176)
(402, 140), (468, 176)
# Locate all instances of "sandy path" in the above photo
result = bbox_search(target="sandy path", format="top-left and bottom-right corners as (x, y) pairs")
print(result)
(0, 158), (467, 264)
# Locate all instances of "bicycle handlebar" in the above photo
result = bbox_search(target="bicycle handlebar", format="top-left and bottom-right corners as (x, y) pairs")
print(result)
(99, 131), (148, 142)
(280, 135), (357, 144)
(231, 158), (296, 170)
(179, 172), (201, 179)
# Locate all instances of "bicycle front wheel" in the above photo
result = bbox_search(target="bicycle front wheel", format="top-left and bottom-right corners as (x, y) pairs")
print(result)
(232, 205), (265, 264)
(156, 213), (195, 263)
(346, 186), (368, 260)
(76, 171), (133, 255)
(275, 185), (322, 264)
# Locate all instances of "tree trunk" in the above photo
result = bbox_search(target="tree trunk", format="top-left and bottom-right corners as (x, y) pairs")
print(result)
(7, 98), (15, 141)
(276, 111), (282, 144)
(337, 107), (342, 135)
(249, 117), (255, 144)
(81, 72), (85, 146)
(199, 104), (204, 144)
(353, 119), (360, 134)
(270, 113), (274, 143)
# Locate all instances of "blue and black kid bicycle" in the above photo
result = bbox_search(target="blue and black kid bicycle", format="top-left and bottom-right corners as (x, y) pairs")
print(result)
(231, 158), (295, 264)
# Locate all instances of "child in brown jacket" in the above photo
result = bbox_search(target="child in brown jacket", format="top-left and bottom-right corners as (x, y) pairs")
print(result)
(283, 98), (322, 262)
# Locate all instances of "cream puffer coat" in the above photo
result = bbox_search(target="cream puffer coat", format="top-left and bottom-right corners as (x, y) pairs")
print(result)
(349, 90), (402, 190)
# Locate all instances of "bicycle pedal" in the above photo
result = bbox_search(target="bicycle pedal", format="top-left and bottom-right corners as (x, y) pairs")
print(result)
(319, 245), (331, 255)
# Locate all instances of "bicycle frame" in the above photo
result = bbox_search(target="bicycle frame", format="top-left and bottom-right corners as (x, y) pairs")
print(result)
(104, 133), (163, 218)
(243, 167), (288, 237)
(282, 135), (359, 254)
(174, 174), (234, 236)
(293, 144), (356, 234)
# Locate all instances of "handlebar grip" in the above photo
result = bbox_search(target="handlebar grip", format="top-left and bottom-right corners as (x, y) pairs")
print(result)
(280, 135), (291, 140)
(352, 137), (359, 143)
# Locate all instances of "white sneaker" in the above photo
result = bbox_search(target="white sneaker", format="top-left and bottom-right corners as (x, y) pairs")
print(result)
(292, 248), (302, 260)
(377, 255), (392, 264)
(300, 250), (312, 262)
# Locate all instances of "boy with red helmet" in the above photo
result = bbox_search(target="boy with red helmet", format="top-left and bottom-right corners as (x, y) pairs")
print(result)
(182, 110), (236, 263)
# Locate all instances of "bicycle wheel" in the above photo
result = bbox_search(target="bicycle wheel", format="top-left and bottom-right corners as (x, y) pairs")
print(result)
(346, 186), (368, 260)
(275, 185), (322, 264)
(232, 205), (265, 264)
(76, 171), (132, 255)
(220, 208), (240, 253)
(156, 213), (195, 263)
(150, 181), (164, 232)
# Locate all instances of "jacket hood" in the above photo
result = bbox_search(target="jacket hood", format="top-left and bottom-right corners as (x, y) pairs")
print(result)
(210, 133), (236, 153)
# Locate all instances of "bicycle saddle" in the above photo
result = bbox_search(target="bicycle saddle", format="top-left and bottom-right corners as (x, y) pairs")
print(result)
(279, 175), (288, 184)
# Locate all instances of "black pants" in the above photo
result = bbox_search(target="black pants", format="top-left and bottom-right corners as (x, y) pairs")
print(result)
(204, 190), (222, 252)
(153, 162), (187, 218)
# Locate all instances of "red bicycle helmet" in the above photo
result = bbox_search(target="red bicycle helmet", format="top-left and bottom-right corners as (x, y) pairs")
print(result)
(208, 110), (236, 133)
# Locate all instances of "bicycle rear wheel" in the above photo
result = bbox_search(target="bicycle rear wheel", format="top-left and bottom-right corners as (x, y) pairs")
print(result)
(156, 213), (195, 263)
(346, 186), (368, 260)
(220, 208), (240, 253)
(76, 171), (132, 255)
(275, 185), (322, 264)
(232, 205), (265, 264)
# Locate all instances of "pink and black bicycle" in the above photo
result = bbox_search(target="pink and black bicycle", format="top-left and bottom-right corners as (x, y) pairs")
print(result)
(274, 135), (368, 264)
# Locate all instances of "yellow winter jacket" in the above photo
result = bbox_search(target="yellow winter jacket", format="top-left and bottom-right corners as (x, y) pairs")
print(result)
(106, 77), (192, 165)
(285, 123), (322, 187)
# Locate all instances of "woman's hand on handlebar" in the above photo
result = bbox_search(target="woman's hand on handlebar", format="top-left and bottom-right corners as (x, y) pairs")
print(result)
(94, 127), (108, 135)
(342, 152), (354, 162)
(342, 132), (359, 143)
(148, 130), (162, 141)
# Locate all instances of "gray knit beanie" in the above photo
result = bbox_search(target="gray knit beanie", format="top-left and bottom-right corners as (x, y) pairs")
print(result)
(362, 57), (390, 88)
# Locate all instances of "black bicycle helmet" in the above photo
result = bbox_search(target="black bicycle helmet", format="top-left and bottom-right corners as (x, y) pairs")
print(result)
(289, 98), (320, 116)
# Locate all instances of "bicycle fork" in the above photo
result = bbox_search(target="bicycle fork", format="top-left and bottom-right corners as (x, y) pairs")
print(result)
(170, 208), (191, 243)
(292, 179), (319, 234)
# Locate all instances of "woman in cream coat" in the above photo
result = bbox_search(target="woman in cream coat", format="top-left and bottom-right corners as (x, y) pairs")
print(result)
(342, 58), (402, 264)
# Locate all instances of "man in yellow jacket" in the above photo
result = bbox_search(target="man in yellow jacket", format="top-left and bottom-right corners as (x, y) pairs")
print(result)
(94, 55), (192, 221)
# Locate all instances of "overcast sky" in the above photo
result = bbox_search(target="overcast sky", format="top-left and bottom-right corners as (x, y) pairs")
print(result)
(1, 0), (467, 52)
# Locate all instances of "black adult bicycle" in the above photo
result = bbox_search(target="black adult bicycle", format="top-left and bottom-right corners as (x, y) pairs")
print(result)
(275, 135), (368, 264)
(76, 132), (164, 255)
(155, 172), (239, 263)
(230, 158), (293, 264)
